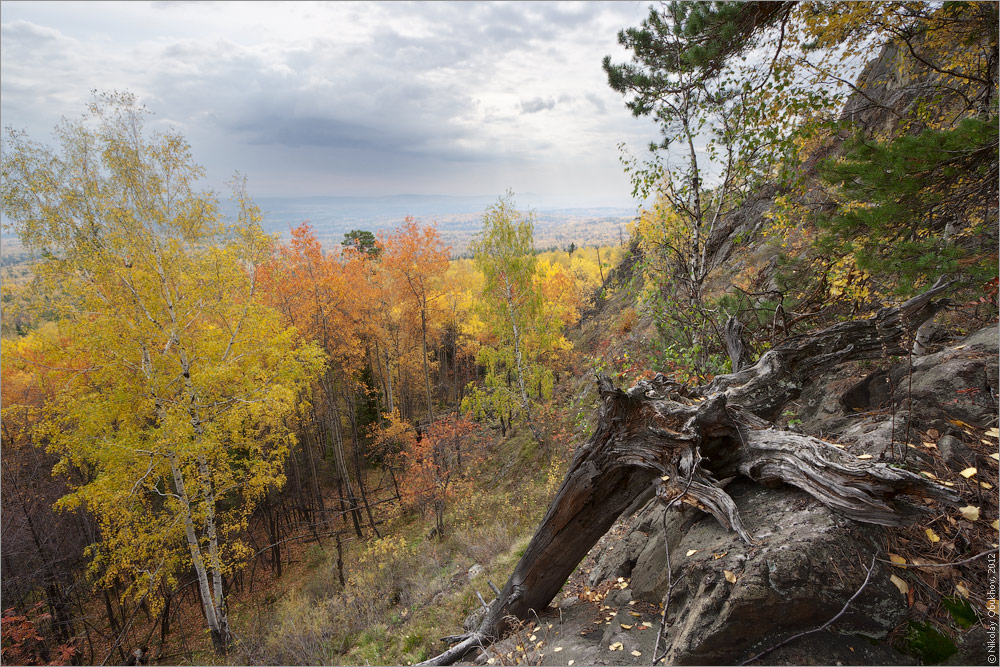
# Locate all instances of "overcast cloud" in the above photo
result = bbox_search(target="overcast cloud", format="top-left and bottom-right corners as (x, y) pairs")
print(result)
(0, 1), (660, 206)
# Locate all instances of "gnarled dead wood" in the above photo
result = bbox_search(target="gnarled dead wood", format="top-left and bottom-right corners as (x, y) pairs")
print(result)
(701, 277), (953, 419)
(419, 281), (957, 666)
(724, 315), (751, 372)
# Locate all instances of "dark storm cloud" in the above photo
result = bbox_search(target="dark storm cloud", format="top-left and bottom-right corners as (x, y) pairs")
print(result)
(234, 115), (387, 149)
(1, 19), (60, 42)
(173, 42), (484, 160)
(585, 93), (607, 114)
(520, 97), (556, 114)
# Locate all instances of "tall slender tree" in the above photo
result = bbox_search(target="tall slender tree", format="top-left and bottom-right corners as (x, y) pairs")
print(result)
(261, 222), (370, 537)
(465, 193), (544, 429)
(0, 92), (323, 653)
(381, 218), (450, 426)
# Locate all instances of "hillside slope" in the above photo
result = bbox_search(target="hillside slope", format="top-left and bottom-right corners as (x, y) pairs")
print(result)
(434, 25), (997, 667)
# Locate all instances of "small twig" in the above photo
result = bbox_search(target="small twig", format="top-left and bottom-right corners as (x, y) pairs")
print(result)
(476, 590), (490, 611)
(652, 509), (675, 665)
(488, 580), (502, 597)
(877, 549), (995, 569)
(739, 553), (878, 665)
(653, 451), (701, 665)
(904, 319), (915, 463)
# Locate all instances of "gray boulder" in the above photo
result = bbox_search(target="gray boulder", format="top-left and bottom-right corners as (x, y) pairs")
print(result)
(589, 480), (909, 665)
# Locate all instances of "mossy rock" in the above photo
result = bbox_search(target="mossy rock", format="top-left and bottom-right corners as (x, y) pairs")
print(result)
(903, 621), (957, 664)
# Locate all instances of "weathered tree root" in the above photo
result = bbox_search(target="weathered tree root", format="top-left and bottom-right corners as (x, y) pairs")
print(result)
(419, 281), (957, 666)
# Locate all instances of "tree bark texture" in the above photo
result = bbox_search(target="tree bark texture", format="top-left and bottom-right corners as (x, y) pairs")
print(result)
(724, 315), (750, 372)
(421, 281), (958, 665)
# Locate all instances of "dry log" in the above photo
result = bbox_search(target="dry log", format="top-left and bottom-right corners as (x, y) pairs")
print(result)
(419, 281), (957, 666)
(724, 315), (750, 372)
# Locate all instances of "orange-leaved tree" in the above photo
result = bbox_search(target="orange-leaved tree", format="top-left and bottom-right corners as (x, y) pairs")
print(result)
(397, 415), (479, 538)
(1, 602), (77, 666)
(260, 222), (378, 537)
(381, 218), (451, 425)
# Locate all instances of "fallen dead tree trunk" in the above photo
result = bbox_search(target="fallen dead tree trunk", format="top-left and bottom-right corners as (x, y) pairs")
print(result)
(420, 281), (958, 666)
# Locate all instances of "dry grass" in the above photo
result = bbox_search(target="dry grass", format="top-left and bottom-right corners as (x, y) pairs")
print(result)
(228, 422), (565, 666)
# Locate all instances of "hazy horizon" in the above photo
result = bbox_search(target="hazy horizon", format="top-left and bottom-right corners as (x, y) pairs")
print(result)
(2, 192), (637, 256)
(1, 1), (659, 203)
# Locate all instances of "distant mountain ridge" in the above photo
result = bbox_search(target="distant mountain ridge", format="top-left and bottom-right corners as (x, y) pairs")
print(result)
(222, 194), (638, 252)
(1, 194), (637, 258)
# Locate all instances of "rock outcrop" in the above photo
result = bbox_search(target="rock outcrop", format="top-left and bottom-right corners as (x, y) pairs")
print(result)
(582, 324), (997, 665)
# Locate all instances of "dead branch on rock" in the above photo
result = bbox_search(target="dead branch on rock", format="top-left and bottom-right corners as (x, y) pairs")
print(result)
(876, 549), (996, 569)
(738, 553), (878, 665)
(652, 452), (699, 665)
(419, 282), (958, 666)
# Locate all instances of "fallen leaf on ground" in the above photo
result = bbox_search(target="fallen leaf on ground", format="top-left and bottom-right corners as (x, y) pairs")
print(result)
(686, 549), (698, 557)
(609, 642), (623, 651)
(960, 506), (980, 521)
(960, 467), (977, 478)
(986, 427), (999, 438)
(955, 582), (971, 598)
(724, 570), (738, 583)
(890, 574), (909, 594)
(857, 454), (873, 460)
(889, 553), (906, 565)
(620, 624), (633, 630)
(922, 441), (937, 448)
(553, 647), (562, 653)
(568, 660), (574, 665)
(629, 611), (642, 617)
(925, 528), (941, 543)
(631, 650), (642, 657)
(713, 552), (728, 559)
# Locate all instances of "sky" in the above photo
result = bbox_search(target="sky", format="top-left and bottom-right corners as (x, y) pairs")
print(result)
(0, 1), (663, 207)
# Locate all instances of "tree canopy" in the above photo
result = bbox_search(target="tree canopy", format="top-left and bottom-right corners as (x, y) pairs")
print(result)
(1, 92), (324, 652)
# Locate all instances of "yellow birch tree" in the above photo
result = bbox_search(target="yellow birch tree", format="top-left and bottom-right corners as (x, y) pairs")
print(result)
(0, 92), (323, 654)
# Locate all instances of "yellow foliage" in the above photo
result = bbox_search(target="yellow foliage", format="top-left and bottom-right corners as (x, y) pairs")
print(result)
(1, 93), (324, 625)
(826, 254), (871, 302)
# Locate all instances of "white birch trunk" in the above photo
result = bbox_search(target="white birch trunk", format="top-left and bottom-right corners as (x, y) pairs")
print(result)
(168, 454), (224, 650)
